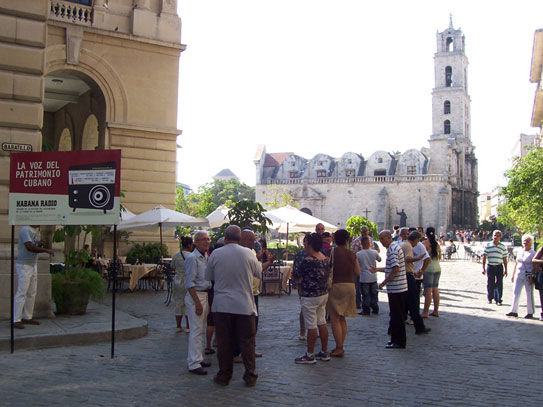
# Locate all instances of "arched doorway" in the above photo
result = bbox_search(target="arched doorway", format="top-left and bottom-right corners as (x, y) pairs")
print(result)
(42, 70), (106, 152)
(41, 70), (107, 252)
(300, 207), (313, 216)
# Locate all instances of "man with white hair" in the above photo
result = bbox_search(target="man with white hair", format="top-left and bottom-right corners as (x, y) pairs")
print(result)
(185, 230), (212, 375)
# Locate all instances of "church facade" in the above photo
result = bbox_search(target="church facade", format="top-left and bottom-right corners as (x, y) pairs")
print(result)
(255, 20), (478, 233)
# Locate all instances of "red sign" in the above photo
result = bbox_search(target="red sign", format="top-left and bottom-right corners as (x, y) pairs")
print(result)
(9, 150), (121, 225)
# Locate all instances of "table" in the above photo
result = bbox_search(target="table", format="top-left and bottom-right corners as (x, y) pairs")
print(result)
(261, 265), (291, 295)
(123, 264), (157, 291)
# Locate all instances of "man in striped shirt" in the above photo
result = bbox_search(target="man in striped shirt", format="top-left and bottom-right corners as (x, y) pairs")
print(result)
(371, 230), (408, 349)
(482, 230), (508, 305)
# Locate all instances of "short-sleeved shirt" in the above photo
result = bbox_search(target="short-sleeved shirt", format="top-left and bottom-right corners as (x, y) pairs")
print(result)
(400, 241), (415, 274)
(357, 249), (381, 283)
(384, 242), (408, 293)
(17, 226), (40, 265)
(484, 241), (508, 265)
(184, 249), (212, 291)
(517, 249), (536, 278)
(292, 256), (329, 298)
(413, 242), (430, 278)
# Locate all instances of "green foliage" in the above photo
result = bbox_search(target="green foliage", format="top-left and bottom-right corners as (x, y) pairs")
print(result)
(263, 185), (299, 209)
(176, 179), (255, 218)
(346, 216), (378, 239)
(126, 242), (168, 264)
(215, 200), (272, 238)
(500, 148), (543, 235)
(51, 249), (106, 305)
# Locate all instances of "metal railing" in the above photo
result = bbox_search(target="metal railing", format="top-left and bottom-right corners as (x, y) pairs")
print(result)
(50, 1), (93, 26)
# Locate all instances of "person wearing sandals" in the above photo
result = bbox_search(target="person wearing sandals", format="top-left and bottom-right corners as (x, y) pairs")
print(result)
(421, 227), (442, 318)
(292, 232), (331, 364)
(171, 236), (193, 333)
(326, 229), (360, 357)
(506, 235), (536, 319)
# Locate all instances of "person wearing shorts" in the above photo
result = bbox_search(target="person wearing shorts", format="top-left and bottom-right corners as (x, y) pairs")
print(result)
(291, 232), (331, 364)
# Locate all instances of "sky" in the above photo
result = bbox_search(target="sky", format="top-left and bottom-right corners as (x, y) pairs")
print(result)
(176, 0), (543, 194)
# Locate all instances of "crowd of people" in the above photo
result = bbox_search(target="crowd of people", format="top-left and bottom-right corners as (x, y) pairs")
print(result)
(166, 220), (543, 387)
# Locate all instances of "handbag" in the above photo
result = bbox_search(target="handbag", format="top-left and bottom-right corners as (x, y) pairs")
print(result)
(327, 248), (334, 290)
(532, 271), (540, 291)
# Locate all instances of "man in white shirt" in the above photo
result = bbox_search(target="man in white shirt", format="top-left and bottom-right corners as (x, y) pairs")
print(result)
(205, 225), (262, 387)
(184, 230), (212, 375)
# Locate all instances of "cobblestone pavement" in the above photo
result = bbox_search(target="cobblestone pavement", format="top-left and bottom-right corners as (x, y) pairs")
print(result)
(2, 251), (542, 406)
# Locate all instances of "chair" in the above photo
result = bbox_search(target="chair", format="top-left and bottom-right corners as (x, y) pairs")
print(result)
(261, 263), (283, 298)
(106, 259), (128, 292)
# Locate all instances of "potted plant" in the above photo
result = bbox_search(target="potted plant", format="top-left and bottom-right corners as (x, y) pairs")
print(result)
(51, 248), (106, 315)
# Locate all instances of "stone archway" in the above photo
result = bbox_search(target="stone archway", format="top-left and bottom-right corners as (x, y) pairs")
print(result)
(42, 70), (106, 153)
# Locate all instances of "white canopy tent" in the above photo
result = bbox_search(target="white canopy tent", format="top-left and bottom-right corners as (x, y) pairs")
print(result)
(264, 206), (337, 258)
(205, 205), (230, 229)
(117, 205), (209, 257)
(265, 206), (337, 234)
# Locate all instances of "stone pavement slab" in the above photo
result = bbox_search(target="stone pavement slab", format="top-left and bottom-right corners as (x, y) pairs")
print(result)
(1, 252), (542, 406)
(0, 301), (148, 352)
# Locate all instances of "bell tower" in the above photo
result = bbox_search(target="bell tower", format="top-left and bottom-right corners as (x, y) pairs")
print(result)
(429, 16), (478, 228)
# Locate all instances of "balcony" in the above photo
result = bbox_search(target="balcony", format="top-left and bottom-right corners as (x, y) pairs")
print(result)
(50, 1), (93, 26)
(261, 174), (450, 185)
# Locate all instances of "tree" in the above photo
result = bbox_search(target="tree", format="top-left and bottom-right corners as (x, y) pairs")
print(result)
(263, 185), (299, 209)
(499, 147), (543, 236)
(175, 179), (255, 217)
(346, 216), (378, 240)
(220, 200), (272, 235)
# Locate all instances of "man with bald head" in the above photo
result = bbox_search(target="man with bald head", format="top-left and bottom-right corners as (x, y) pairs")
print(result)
(370, 230), (408, 349)
(206, 225), (262, 387)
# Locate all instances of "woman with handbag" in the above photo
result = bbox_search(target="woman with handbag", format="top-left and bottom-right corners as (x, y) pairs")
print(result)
(506, 235), (536, 319)
(326, 229), (360, 357)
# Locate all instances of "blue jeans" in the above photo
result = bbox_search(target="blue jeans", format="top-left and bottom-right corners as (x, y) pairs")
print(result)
(360, 282), (379, 314)
(486, 264), (504, 302)
(355, 275), (361, 307)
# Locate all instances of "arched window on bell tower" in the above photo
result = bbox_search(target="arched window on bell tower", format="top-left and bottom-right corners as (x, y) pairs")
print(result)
(445, 66), (452, 87)
(446, 37), (453, 52)
(444, 120), (451, 134)
(444, 100), (451, 114)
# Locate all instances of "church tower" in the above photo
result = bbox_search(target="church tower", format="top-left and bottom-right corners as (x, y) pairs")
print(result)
(429, 17), (478, 228)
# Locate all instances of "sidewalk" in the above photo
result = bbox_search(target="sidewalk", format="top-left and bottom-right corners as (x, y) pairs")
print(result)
(0, 301), (148, 352)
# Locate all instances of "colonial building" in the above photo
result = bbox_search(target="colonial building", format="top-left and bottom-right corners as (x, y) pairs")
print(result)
(0, 0), (184, 318)
(255, 19), (478, 233)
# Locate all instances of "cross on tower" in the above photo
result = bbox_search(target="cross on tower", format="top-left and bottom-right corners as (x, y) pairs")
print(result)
(363, 208), (371, 219)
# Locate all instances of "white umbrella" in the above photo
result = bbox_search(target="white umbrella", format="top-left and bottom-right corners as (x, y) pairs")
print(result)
(117, 205), (209, 257)
(265, 206), (337, 233)
(120, 207), (136, 221)
(205, 205), (231, 229)
(264, 206), (337, 259)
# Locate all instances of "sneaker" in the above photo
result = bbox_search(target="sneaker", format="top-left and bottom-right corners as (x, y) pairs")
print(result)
(315, 351), (331, 361)
(294, 353), (316, 364)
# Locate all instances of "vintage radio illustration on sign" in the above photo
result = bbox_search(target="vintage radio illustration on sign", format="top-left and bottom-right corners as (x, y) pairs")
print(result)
(68, 162), (116, 213)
